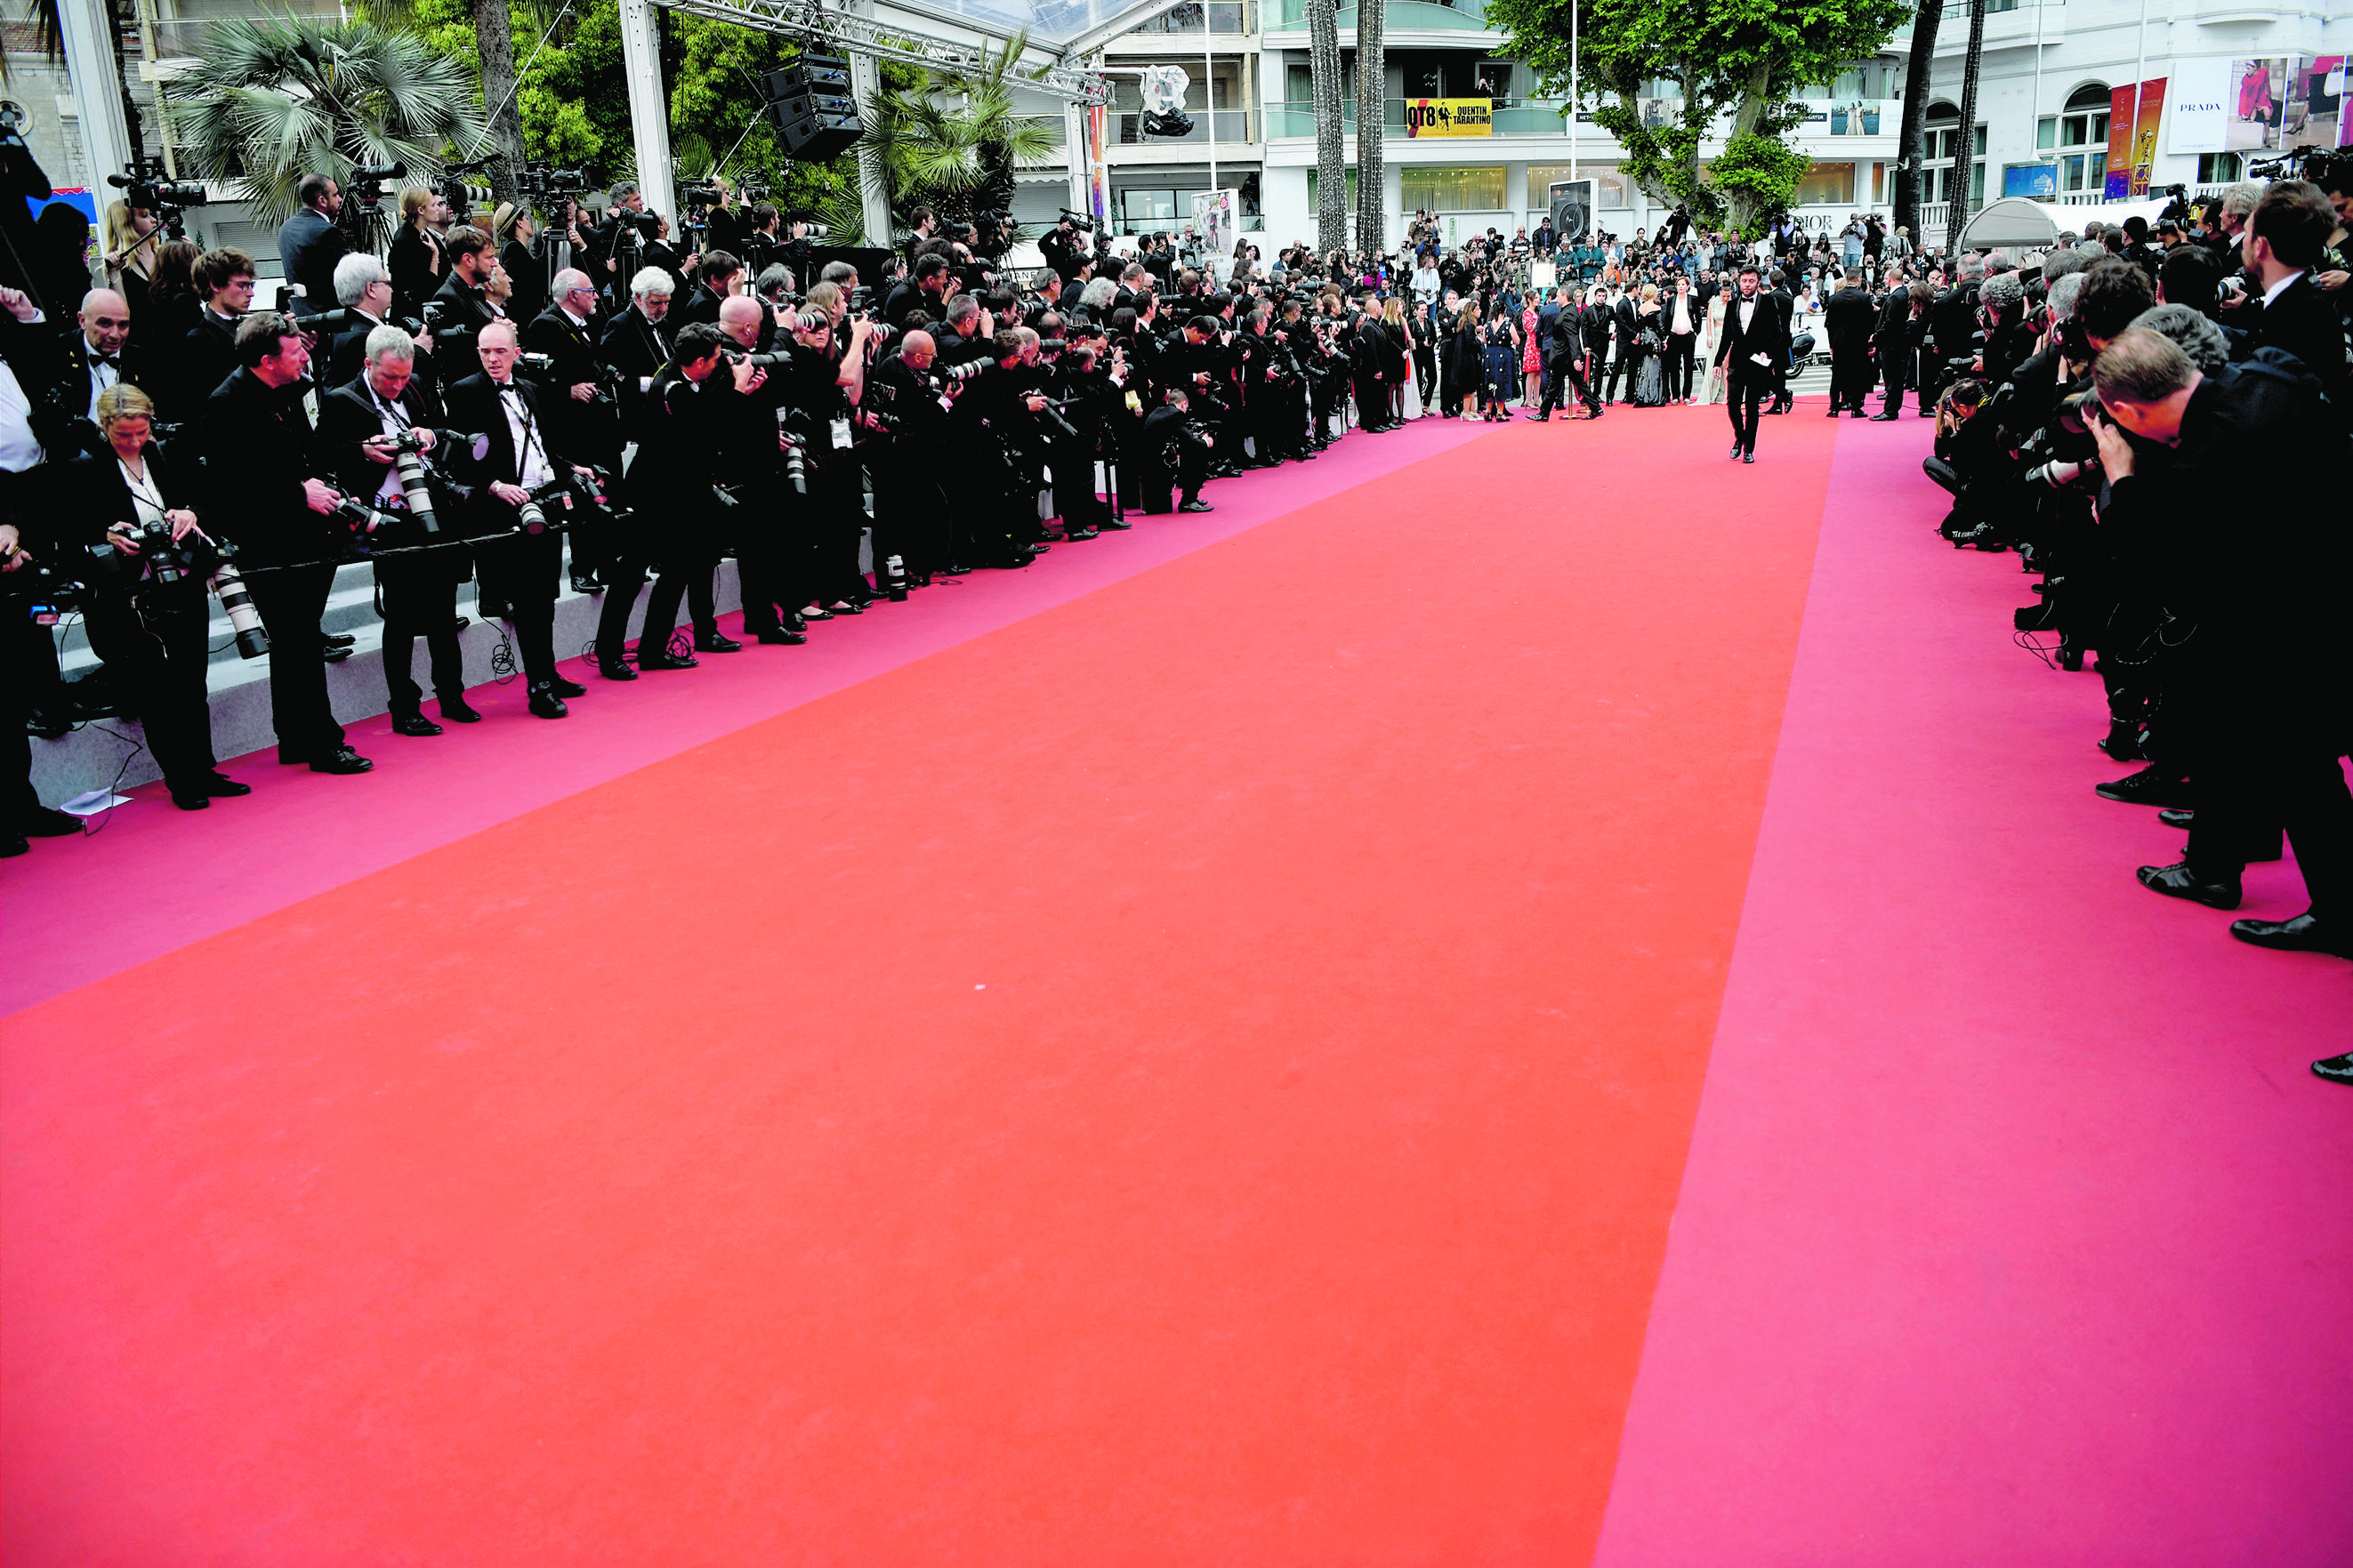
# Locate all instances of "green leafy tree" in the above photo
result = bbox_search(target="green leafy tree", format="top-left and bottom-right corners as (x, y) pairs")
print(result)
(178, 16), (483, 231)
(1483, 0), (1910, 232)
(814, 41), (1051, 245)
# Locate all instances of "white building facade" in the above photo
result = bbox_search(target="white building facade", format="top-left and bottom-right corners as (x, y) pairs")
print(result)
(1010, 0), (2349, 254)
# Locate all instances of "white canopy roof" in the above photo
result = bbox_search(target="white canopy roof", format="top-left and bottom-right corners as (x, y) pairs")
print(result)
(1961, 196), (2175, 251)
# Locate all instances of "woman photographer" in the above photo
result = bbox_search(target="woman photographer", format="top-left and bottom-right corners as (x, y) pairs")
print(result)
(494, 202), (545, 323)
(72, 384), (244, 809)
(388, 187), (451, 318)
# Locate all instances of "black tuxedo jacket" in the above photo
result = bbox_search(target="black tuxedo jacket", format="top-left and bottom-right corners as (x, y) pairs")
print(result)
(315, 374), (449, 503)
(428, 273), (496, 358)
(173, 310), (242, 422)
(2246, 273), (2349, 410)
(1825, 286), (1876, 353)
(1713, 291), (1790, 373)
(53, 443), (200, 553)
(278, 207), (348, 317)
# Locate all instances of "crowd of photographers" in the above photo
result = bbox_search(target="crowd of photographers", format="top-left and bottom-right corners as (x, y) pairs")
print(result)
(2, 174), (1455, 859)
(1913, 162), (2350, 1082)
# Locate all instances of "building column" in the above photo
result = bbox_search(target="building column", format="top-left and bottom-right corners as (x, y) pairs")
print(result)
(843, 0), (894, 245)
(57, 0), (133, 187)
(616, 0), (676, 223)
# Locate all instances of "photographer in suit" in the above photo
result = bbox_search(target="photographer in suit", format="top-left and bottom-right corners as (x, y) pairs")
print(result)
(325, 253), (436, 399)
(598, 267), (675, 430)
(197, 312), (370, 773)
(448, 320), (597, 716)
(170, 247), (254, 422)
(1823, 268), (1876, 415)
(50, 287), (147, 456)
(593, 322), (750, 677)
(60, 385), (246, 809)
(1712, 263), (1787, 463)
(524, 268), (620, 591)
(2091, 326), (2353, 957)
(276, 172), (348, 319)
(317, 326), (471, 736)
(426, 227), (497, 365)
(2239, 179), (2349, 421)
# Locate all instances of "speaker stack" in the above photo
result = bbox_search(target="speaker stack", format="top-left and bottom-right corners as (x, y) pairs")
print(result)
(766, 52), (862, 161)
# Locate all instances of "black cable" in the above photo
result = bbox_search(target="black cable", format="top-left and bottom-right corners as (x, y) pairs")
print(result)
(69, 721), (146, 837)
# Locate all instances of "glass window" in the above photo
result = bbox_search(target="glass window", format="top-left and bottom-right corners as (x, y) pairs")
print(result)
(2064, 83), (2111, 112)
(1400, 166), (1508, 212)
(1525, 165), (1629, 209)
(2037, 117), (2056, 149)
(1304, 169), (1361, 209)
(2196, 152), (2241, 183)
(1794, 161), (1856, 205)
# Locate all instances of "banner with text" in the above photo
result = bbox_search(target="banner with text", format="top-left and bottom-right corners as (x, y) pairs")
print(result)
(1406, 99), (1493, 138)
(2105, 77), (2166, 197)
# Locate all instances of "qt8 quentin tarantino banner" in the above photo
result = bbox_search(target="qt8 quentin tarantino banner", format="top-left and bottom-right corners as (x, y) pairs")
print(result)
(1406, 99), (1493, 138)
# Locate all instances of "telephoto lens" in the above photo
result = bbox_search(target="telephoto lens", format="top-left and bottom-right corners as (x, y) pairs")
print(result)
(208, 556), (270, 659)
(391, 445), (441, 535)
(884, 553), (909, 602)
(516, 499), (549, 535)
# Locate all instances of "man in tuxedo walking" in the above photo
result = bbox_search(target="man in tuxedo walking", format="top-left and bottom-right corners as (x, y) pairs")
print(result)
(1713, 264), (1787, 463)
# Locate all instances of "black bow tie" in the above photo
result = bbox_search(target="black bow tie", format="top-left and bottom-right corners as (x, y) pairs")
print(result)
(92, 352), (119, 369)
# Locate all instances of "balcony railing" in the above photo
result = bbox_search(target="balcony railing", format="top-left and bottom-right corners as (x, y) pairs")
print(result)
(1127, 0), (1251, 33)
(1268, 0), (1495, 30)
(1267, 98), (1568, 138)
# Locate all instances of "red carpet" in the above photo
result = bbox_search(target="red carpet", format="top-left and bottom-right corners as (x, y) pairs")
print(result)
(3, 406), (1836, 1563)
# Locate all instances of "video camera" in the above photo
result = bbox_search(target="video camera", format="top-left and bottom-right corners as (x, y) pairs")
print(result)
(518, 161), (587, 199)
(1057, 209), (1098, 234)
(107, 157), (209, 237)
(346, 161), (406, 213)
(439, 157), (495, 218)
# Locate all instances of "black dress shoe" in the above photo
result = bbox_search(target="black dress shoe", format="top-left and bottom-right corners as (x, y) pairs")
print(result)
(939, 563), (975, 576)
(801, 605), (834, 621)
(322, 643), (353, 663)
(324, 631), (357, 648)
(392, 712), (444, 737)
(1825, 406), (1841, 416)
(527, 682), (569, 720)
(1063, 525), (1100, 541)
(2229, 913), (2353, 959)
(635, 650), (698, 671)
(310, 746), (374, 775)
(547, 675), (588, 698)
(2313, 1053), (2353, 1085)
(203, 773), (253, 798)
(170, 788), (213, 811)
(1743, 450), (1756, 463)
(2098, 720), (2149, 762)
(826, 601), (865, 615)
(1178, 498), (1214, 513)
(598, 658), (638, 681)
(1729, 443), (1744, 459)
(756, 627), (808, 645)
(21, 806), (81, 837)
(2137, 859), (2242, 910)
(2096, 768), (2193, 808)
(2158, 807), (2196, 830)
(1869, 412), (1898, 422)
(1099, 518), (1133, 530)
(2, 834), (25, 857)
(570, 575), (603, 595)
(693, 632), (745, 652)
(439, 698), (482, 723)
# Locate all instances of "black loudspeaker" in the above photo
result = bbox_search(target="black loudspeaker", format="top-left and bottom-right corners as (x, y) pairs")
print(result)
(766, 52), (851, 99)
(765, 52), (861, 161)
(771, 100), (863, 161)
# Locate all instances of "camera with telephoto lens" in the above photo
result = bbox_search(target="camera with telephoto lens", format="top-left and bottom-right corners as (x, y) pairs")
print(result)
(721, 347), (790, 369)
(125, 518), (270, 658)
(107, 158), (208, 240)
(345, 161), (406, 213)
(326, 495), (398, 550)
(2054, 387), (2107, 438)
(681, 184), (725, 206)
(513, 471), (602, 535)
(517, 350), (555, 374)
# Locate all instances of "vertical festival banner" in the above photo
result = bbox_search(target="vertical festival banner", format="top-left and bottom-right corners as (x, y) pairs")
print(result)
(2103, 78), (2164, 197)
(1087, 103), (1109, 225)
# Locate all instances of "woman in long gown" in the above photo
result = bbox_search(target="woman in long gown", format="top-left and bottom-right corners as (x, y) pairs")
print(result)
(1446, 300), (1484, 418)
(1521, 296), (1543, 407)
(1626, 282), (1670, 407)
(1699, 285), (1728, 406)
(1478, 309), (1519, 420)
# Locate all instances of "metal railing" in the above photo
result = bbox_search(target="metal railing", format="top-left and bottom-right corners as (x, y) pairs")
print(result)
(1269, 0), (1494, 28)
(1114, 109), (1255, 144)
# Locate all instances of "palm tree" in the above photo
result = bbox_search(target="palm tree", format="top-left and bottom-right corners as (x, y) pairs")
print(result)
(1891, 0), (1943, 243)
(1308, 0), (1346, 257)
(352, 0), (546, 206)
(1354, 0), (1384, 259)
(1945, 0), (1984, 254)
(11, 0), (148, 165)
(817, 36), (1055, 246)
(179, 16), (483, 239)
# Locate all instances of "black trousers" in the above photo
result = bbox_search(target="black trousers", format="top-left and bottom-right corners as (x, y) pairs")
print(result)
(1538, 348), (1593, 416)
(2179, 669), (2352, 917)
(1413, 344), (1437, 408)
(246, 560), (345, 758)
(84, 586), (218, 792)
(1664, 334), (1697, 398)
(1828, 346), (1874, 410)
(1875, 342), (1912, 414)
(873, 468), (950, 585)
(1726, 360), (1771, 452)
(596, 540), (717, 662)
(375, 551), (467, 715)
(1605, 341), (1635, 400)
(478, 528), (564, 683)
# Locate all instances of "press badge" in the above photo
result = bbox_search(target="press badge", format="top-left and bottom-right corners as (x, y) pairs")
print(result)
(831, 417), (852, 449)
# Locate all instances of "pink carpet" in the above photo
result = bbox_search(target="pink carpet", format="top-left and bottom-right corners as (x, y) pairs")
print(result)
(1592, 416), (2353, 1565)
(1, 417), (1492, 1015)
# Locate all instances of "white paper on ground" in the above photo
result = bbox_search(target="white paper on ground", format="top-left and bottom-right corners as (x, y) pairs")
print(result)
(58, 791), (131, 816)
